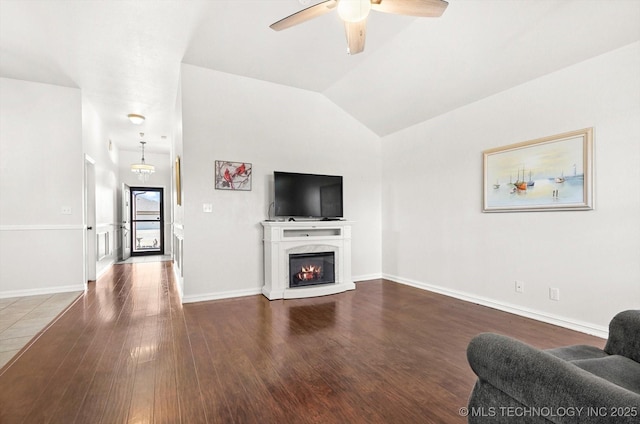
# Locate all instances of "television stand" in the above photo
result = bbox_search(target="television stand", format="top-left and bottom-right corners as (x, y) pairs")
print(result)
(261, 220), (355, 300)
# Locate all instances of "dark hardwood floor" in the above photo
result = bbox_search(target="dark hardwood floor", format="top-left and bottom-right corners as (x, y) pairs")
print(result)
(0, 262), (604, 423)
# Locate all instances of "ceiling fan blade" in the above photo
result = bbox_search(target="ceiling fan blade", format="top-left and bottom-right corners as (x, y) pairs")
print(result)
(371, 0), (448, 17)
(344, 19), (367, 55)
(270, 0), (338, 31)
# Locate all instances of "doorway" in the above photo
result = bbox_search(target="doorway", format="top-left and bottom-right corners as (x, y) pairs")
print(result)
(130, 187), (164, 256)
(84, 155), (97, 284)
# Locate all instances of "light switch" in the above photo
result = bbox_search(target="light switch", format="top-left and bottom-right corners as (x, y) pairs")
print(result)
(203, 203), (213, 213)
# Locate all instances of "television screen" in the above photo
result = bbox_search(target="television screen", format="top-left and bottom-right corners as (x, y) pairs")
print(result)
(274, 172), (343, 218)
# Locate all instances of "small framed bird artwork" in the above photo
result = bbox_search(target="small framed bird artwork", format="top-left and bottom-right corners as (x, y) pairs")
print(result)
(215, 160), (252, 191)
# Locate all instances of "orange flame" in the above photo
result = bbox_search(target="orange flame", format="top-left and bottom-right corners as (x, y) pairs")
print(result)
(297, 265), (322, 281)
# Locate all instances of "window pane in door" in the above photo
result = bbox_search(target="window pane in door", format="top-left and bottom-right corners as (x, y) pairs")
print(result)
(134, 191), (161, 221)
(133, 221), (161, 252)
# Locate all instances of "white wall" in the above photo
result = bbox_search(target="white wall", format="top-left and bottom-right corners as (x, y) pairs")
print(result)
(180, 64), (382, 302)
(0, 77), (85, 296)
(119, 149), (173, 257)
(172, 79), (184, 296)
(82, 99), (120, 277)
(381, 42), (640, 335)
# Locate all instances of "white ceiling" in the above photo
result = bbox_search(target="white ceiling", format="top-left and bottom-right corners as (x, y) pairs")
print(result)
(1, 0), (639, 153)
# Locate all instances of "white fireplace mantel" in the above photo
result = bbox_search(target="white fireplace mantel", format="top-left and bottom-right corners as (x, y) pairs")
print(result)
(261, 220), (355, 300)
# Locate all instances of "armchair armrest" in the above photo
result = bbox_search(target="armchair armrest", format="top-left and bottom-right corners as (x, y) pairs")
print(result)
(467, 333), (640, 424)
(605, 310), (640, 363)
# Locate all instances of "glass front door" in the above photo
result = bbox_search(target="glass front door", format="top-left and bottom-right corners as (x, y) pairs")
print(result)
(130, 187), (164, 256)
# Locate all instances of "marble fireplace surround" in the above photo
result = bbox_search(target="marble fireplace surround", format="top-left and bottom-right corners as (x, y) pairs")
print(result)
(261, 221), (355, 300)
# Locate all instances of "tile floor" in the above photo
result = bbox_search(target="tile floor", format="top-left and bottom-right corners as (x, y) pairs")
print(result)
(0, 291), (82, 369)
(0, 255), (173, 370)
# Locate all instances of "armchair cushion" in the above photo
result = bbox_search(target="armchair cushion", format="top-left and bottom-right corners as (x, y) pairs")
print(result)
(571, 355), (640, 394)
(546, 344), (609, 361)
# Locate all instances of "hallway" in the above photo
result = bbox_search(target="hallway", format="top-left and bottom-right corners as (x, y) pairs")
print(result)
(0, 261), (604, 423)
(0, 261), (181, 423)
(0, 255), (171, 369)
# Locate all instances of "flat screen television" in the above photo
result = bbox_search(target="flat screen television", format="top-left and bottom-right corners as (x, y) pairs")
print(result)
(274, 171), (343, 219)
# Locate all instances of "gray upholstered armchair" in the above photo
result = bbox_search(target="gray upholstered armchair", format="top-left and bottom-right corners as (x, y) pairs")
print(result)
(466, 310), (640, 423)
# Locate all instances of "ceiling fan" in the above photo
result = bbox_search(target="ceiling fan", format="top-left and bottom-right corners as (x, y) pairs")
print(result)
(270, 0), (449, 55)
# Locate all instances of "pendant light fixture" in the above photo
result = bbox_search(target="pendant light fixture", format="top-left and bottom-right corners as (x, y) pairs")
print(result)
(131, 137), (155, 182)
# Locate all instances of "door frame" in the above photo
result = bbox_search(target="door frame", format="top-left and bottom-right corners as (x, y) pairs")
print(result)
(129, 186), (165, 256)
(84, 155), (97, 286)
(121, 184), (132, 261)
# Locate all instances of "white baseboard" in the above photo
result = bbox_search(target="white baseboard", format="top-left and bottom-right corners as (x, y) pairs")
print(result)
(182, 287), (262, 304)
(0, 284), (85, 299)
(353, 273), (383, 282)
(183, 276), (384, 304)
(382, 273), (609, 339)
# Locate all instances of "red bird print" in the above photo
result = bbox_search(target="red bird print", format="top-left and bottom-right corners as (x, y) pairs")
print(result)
(234, 163), (246, 177)
(223, 168), (234, 189)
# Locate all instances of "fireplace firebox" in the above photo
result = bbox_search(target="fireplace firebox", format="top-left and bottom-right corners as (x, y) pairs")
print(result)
(289, 252), (335, 288)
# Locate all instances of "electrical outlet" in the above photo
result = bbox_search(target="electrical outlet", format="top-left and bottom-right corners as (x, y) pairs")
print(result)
(515, 281), (524, 293)
(203, 203), (213, 213)
(61, 206), (72, 215)
(549, 287), (560, 301)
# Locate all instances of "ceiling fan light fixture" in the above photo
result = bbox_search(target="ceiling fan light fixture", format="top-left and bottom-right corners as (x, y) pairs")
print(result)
(127, 113), (145, 125)
(337, 0), (371, 23)
(270, 0), (448, 54)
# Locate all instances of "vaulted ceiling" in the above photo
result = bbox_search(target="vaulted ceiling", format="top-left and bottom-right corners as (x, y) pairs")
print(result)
(1, 0), (639, 153)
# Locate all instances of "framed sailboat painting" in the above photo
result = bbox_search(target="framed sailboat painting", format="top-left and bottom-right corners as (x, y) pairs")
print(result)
(483, 128), (594, 212)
